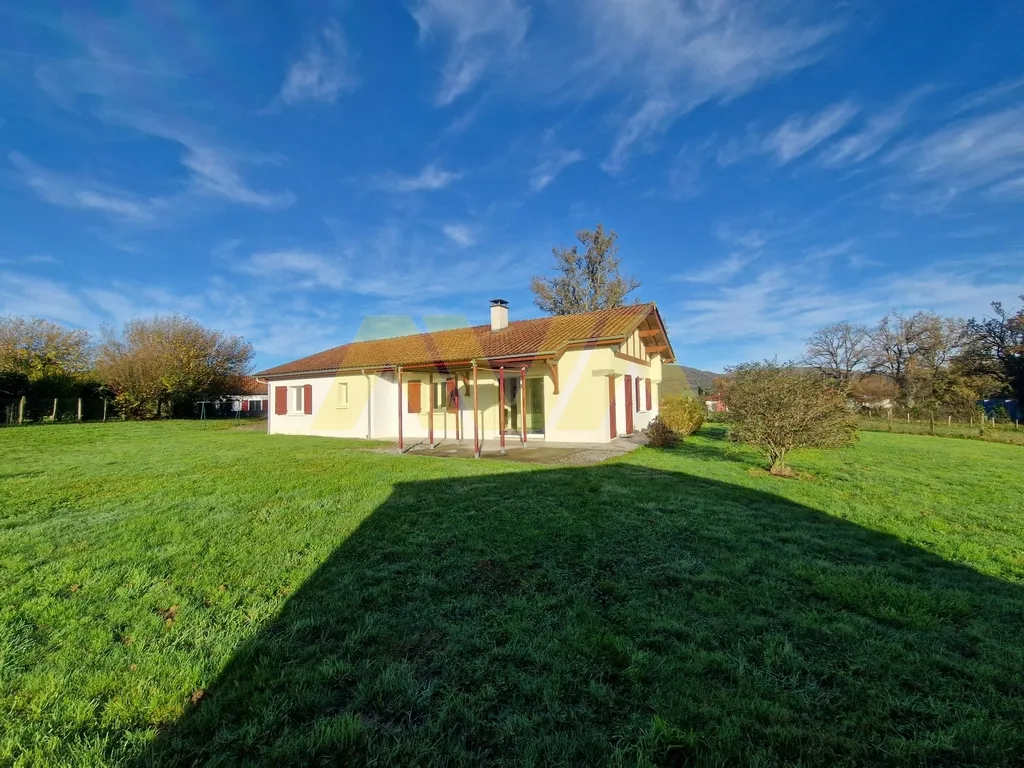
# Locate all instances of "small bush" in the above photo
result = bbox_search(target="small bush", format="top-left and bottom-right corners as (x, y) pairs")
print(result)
(645, 416), (677, 448)
(659, 396), (705, 437)
(720, 361), (858, 474)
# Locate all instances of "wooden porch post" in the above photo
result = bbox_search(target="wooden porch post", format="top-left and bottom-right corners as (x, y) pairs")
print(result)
(472, 362), (480, 458)
(520, 366), (527, 444)
(498, 366), (506, 454)
(455, 376), (461, 443)
(608, 374), (617, 440)
(428, 373), (435, 448)
(397, 367), (404, 451)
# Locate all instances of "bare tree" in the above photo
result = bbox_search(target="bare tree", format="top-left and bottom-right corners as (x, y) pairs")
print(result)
(868, 311), (936, 406)
(530, 224), (641, 315)
(804, 322), (871, 389)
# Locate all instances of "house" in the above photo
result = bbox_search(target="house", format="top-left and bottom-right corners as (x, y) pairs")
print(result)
(254, 300), (675, 454)
(703, 394), (728, 414)
(226, 375), (270, 415)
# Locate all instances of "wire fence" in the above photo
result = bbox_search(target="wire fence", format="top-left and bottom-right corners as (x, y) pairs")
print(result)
(0, 397), (268, 426)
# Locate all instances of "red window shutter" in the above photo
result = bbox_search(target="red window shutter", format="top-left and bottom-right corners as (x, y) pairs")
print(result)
(446, 379), (457, 413)
(303, 384), (313, 415)
(645, 379), (652, 411)
(274, 386), (287, 415)
(408, 380), (421, 413)
(241, 399), (249, 412)
(635, 377), (641, 412)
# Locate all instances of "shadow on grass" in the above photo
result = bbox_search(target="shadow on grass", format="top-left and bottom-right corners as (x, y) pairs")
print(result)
(137, 465), (1024, 766)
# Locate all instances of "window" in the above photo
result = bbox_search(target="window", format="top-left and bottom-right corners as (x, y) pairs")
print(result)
(433, 381), (447, 411)
(290, 385), (305, 414)
(336, 382), (349, 409)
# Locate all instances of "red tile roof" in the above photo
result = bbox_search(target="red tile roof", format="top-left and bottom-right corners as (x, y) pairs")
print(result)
(256, 303), (673, 377)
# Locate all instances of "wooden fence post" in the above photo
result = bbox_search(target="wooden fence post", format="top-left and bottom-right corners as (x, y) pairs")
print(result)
(18, 396), (25, 425)
(77, 398), (83, 422)
(102, 398), (108, 422)
(52, 398), (58, 422)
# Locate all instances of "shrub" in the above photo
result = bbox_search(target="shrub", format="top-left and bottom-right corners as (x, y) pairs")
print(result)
(645, 416), (677, 448)
(659, 395), (705, 437)
(720, 361), (858, 475)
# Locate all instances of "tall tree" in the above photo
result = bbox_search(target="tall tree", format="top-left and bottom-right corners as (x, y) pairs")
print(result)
(96, 316), (253, 419)
(530, 224), (641, 315)
(963, 297), (1024, 402)
(803, 322), (871, 389)
(0, 316), (93, 397)
(868, 311), (935, 406)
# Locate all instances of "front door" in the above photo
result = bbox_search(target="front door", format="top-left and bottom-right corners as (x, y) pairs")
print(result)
(624, 374), (634, 434)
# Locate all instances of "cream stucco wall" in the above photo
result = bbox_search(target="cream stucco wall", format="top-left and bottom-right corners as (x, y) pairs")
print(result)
(266, 346), (664, 443)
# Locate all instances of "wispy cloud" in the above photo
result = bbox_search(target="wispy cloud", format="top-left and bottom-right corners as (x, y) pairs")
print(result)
(675, 253), (753, 284)
(804, 238), (858, 262)
(410, 0), (530, 106)
(238, 250), (347, 290)
(586, 0), (838, 173)
(109, 113), (295, 209)
(280, 21), (358, 105)
(530, 147), (584, 191)
(886, 105), (1024, 207)
(954, 76), (1024, 114)
(375, 163), (462, 192)
(9, 151), (165, 223)
(762, 101), (859, 164)
(442, 223), (476, 246)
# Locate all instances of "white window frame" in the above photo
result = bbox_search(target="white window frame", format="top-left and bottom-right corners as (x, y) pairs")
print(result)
(289, 385), (305, 415)
(433, 381), (447, 411)
(336, 381), (349, 409)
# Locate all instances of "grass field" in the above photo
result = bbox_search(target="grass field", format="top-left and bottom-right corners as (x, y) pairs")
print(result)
(859, 416), (1024, 446)
(2, 422), (1023, 766)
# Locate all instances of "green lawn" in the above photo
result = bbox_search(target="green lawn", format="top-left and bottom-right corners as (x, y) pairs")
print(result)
(2, 422), (1023, 767)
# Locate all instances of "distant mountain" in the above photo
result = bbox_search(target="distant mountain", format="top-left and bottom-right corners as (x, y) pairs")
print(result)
(661, 365), (722, 398)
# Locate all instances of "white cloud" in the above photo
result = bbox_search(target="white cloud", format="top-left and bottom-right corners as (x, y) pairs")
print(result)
(954, 76), (1024, 115)
(675, 253), (753, 284)
(376, 163), (462, 192)
(585, 0), (838, 172)
(8, 152), (165, 223)
(110, 113), (295, 209)
(280, 21), (358, 105)
(804, 239), (858, 262)
(238, 250), (347, 290)
(990, 174), (1024, 198)
(762, 101), (859, 164)
(442, 223), (476, 246)
(410, 0), (530, 105)
(530, 148), (584, 191)
(887, 106), (1024, 205)
(672, 259), (1021, 369)
(0, 271), (99, 326)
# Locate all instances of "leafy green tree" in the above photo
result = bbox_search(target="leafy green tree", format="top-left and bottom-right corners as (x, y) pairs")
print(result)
(720, 361), (858, 475)
(96, 316), (253, 419)
(530, 224), (641, 315)
(0, 316), (93, 397)
(964, 297), (1024, 402)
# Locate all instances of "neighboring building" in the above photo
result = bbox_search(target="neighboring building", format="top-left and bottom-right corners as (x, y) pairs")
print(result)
(255, 300), (675, 452)
(703, 394), (728, 414)
(226, 375), (270, 415)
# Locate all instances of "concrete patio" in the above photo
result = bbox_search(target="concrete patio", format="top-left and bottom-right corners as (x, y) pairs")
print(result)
(400, 434), (648, 465)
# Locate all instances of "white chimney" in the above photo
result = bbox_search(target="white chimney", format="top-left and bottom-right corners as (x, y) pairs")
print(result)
(490, 298), (509, 332)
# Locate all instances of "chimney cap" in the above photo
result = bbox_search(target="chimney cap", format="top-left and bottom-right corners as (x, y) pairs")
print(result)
(490, 298), (509, 307)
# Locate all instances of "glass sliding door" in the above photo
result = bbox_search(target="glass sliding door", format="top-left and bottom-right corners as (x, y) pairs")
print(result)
(503, 377), (545, 435)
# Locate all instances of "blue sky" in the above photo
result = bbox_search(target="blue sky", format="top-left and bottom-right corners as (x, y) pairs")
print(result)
(1, 1), (1022, 372)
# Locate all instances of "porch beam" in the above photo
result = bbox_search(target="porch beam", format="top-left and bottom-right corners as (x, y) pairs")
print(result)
(546, 360), (560, 395)
(397, 366), (404, 451)
(428, 373), (435, 449)
(472, 362), (480, 459)
(638, 328), (660, 338)
(646, 345), (668, 354)
(498, 366), (506, 454)
(521, 367), (527, 445)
